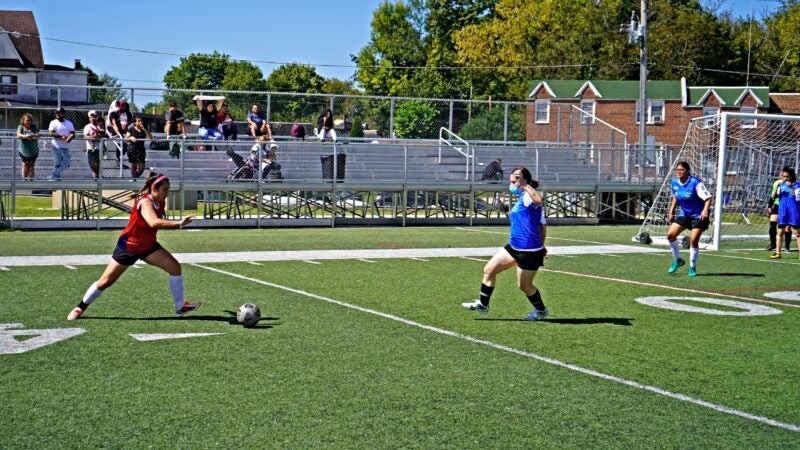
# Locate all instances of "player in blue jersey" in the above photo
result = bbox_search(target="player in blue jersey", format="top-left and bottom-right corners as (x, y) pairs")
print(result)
(666, 161), (712, 277)
(766, 167), (793, 252)
(769, 167), (800, 260)
(462, 167), (549, 321)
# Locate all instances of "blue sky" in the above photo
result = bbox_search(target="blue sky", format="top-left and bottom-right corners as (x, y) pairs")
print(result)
(1, 0), (781, 89)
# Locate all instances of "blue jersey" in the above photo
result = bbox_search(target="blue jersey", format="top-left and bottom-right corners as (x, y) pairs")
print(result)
(509, 192), (545, 251)
(671, 176), (711, 218)
(776, 181), (800, 227)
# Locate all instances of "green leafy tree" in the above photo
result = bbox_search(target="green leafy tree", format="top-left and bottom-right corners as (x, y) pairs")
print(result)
(266, 64), (327, 122)
(394, 100), (439, 138)
(76, 62), (123, 105)
(763, 1), (800, 91)
(457, 106), (524, 141)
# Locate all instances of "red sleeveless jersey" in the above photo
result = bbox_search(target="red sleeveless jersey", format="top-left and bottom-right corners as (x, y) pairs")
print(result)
(118, 194), (165, 254)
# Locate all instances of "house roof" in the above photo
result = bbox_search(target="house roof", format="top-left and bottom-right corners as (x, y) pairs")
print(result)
(528, 79), (771, 107)
(528, 80), (682, 100)
(769, 94), (800, 114)
(0, 11), (43, 69)
(686, 86), (769, 107)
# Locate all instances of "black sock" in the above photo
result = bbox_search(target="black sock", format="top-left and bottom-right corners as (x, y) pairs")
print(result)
(769, 221), (777, 247)
(479, 283), (494, 307)
(75, 301), (91, 311)
(785, 233), (792, 251)
(527, 289), (545, 311)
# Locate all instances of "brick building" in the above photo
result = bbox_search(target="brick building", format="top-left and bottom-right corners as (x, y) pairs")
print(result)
(526, 78), (770, 147)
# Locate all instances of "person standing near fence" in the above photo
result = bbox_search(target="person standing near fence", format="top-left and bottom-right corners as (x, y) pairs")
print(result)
(666, 161), (712, 277)
(462, 167), (549, 321)
(16, 113), (39, 181)
(125, 116), (152, 179)
(67, 172), (198, 321)
(83, 110), (104, 180)
(47, 107), (75, 181)
(769, 168), (800, 260)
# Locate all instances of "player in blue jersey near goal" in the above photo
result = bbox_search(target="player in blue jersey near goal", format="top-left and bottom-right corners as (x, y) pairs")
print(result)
(666, 161), (712, 277)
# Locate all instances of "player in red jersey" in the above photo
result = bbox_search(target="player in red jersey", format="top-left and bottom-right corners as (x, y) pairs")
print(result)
(68, 172), (198, 320)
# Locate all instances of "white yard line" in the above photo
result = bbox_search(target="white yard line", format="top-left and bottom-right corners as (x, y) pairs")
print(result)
(192, 262), (800, 434)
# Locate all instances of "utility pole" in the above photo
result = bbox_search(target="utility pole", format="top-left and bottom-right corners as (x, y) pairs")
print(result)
(623, 1), (648, 180)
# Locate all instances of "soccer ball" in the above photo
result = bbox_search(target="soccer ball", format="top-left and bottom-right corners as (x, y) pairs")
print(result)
(236, 303), (261, 328)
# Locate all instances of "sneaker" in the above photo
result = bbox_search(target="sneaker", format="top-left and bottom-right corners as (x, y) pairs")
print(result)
(770, 252), (782, 260)
(667, 258), (685, 274)
(688, 267), (697, 277)
(67, 307), (83, 321)
(461, 299), (489, 314)
(175, 301), (201, 318)
(524, 308), (549, 321)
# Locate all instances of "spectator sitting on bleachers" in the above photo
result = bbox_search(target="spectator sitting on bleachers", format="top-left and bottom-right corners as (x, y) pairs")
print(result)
(216, 104), (237, 140)
(317, 108), (338, 142)
(108, 99), (132, 139)
(164, 102), (187, 139)
(197, 98), (224, 140)
(247, 104), (272, 140)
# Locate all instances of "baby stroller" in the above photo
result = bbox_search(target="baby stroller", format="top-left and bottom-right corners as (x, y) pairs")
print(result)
(227, 143), (283, 181)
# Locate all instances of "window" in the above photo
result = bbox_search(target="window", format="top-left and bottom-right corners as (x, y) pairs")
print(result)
(701, 107), (720, 128)
(636, 100), (665, 124)
(740, 107), (757, 128)
(0, 75), (17, 95)
(580, 100), (595, 124)
(534, 100), (550, 123)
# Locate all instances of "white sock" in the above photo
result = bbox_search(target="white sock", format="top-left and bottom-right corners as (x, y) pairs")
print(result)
(82, 282), (103, 305)
(169, 274), (184, 309)
(690, 248), (699, 268)
(669, 240), (681, 260)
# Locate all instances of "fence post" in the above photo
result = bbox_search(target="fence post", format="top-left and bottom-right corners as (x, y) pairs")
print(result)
(503, 103), (509, 143)
(448, 101), (453, 131)
(402, 145), (407, 227)
(331, 142), (338, 228)
(390, 98), (395, 140)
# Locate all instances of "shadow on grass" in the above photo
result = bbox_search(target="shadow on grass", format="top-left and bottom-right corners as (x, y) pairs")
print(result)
(477, 317), (634, 326)
(82, 314), (280, 328)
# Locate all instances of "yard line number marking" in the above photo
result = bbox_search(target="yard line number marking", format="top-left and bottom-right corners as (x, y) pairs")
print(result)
(192, 262), (800, 433)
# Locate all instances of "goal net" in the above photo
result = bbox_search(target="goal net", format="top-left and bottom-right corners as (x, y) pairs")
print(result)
(635, 112), (800, 250)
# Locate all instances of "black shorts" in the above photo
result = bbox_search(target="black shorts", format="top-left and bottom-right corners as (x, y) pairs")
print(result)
(19, 154), (37, 164)
(504, 244), (546, 271)
(126, 145), (146, 164)
(112, 242), (163, 266)
(674, 216), (709, 231)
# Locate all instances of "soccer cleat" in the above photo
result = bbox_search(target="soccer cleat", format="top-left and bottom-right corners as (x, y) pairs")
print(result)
(688, 267), (697, 277)
(67, 307), (83, 321)
(667, 258), (685, 274)
(766, 245), (776, 251)
(461, 299), (489, 314)
(175, 301), (201, 318)
(770, 252), (782, 260)
(524, 308), (549, 321)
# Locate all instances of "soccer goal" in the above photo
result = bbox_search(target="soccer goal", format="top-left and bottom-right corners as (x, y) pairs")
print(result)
(635, 112), (800, 250)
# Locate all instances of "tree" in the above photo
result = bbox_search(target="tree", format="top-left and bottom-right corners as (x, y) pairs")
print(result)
(266, 64), (328, 122)
(76, 62), (123, 105)
(457, 106), (524, 141)
(394, 100), (439, 138)
(763, 1), (800, 91)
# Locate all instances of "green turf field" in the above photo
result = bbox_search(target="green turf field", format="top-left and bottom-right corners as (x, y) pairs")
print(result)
(1, 226), (798, 448)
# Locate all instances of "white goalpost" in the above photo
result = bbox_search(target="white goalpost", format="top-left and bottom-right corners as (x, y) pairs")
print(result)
(635, 112), (800, 250)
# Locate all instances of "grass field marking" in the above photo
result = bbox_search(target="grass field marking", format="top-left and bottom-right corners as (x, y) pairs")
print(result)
(303, 260), (322, 265)
(454, 227), (612, 245)
(248, 262), (263, 266)
(460, 256), (489, 263)
(358, 259), (377, 263)
(129, 333), (224, 342)
(0, 266), (8, 271)
(190, 262), (800, 433)
(542, 268), (800, 310)
(64, 265), (77, 270)
(409, 257), (429, 262)
(709, 253), (800, 266)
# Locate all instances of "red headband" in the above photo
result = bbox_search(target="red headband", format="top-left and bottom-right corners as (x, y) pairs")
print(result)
(152, 175), (169, 188)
